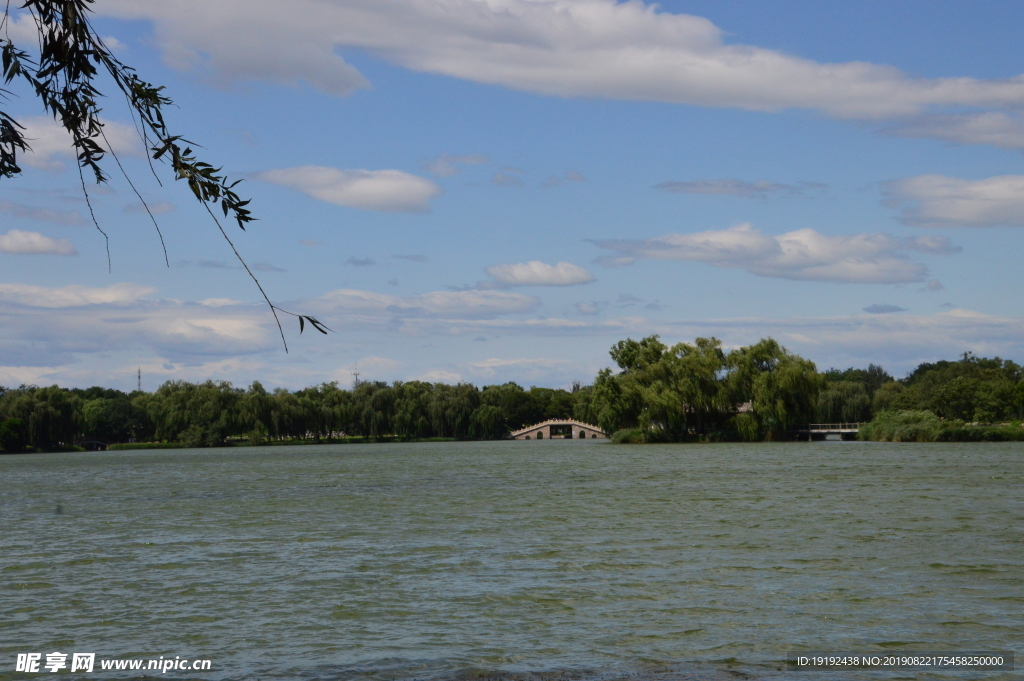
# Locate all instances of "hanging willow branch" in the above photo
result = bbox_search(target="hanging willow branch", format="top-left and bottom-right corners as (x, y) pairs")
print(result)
(0, 0), (328, 351)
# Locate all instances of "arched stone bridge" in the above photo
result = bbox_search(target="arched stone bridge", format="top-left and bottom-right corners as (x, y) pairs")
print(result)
(511, 419), (608, 440)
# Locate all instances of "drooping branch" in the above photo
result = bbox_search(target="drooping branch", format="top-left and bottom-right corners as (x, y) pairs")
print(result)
(0, 0), (327, 349)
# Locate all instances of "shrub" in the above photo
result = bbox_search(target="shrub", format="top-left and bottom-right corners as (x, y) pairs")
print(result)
(860, 411), (1024, 442)
(729, 413), (761, 442)
(859, 410), (942, 442)
(611, 428), (649, 444)
(935, 423), (1024, 442)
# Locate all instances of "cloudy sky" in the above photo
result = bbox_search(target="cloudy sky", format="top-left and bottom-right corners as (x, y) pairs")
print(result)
(4, 0), (1024, 391)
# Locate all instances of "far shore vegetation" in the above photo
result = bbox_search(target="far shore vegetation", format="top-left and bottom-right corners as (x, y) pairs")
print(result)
(3, 335), (1024, 454)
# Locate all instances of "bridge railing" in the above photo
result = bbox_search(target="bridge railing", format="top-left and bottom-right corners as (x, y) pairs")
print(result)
(799, 423), (862, 431)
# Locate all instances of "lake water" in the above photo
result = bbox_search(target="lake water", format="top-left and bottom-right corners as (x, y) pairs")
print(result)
(1, 440), (1021, 681)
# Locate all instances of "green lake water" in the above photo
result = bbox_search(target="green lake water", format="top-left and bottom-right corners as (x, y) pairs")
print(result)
(1, 440), (1021, 680)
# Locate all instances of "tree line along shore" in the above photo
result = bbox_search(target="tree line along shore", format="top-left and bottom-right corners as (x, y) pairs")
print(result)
(3, 335), (1024, 453)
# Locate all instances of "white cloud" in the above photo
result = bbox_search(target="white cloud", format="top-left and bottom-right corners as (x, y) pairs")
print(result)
(884, 112), (1024, 150)
(542, 170), (587, 188)
(590, 223), (959, 284)
(104, 3), (370, 96)
(409, 357), (591, 387)
(404, 316), (636, 337)
(200, 298), (243, 307)
(0, 286), (273, 367)
(486, 261), (595, 287)
(577, 301), (605, 315)
(19, 116), (143, 172)
(0, 230), (77, 256)
(101, 35), (127, 52)
(414, 369), (464, 384)
(863, 304), (905, 314)
(660, 308), (1024, 374)
(5, 12), (42, 44)
(423, 153), (488, 177)
(492, 172), (523, 187)
(654, 178), (822, 197)
(0, 200), (83, 225)
(9, 280), (1024, 387)
(0, 282), (623, 388)
(0, 365), (65, 387)
(100, 0), (1024, 121)
(463, 357), (574, 380)
(0, 282), (154, 307)
(256, 166), (442, 213)
(318, 288), (540, 318)
(885, 175), (1024, 227)
(0, 14), (129, 57)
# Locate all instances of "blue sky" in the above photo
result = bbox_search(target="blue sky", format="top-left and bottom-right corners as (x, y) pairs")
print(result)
(4, 0), (1024, 391)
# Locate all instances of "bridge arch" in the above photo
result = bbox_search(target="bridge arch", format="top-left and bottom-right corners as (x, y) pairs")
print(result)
(511, 419), (608, 440)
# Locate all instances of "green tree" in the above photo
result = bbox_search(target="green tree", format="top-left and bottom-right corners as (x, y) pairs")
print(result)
(0, 417), (29, 452)
(932, 377), (980, 421)
(294, 382), (353, 440)
(428, 383), (480, 439)
(240, 381), (274, 443)
(528, 387), (576, 421)
(149, 380), (242, 446)
(592, 367), (644, 436)
(350, 381), (390, 438)
(823, 364), (893, 396)
(871, 381), (908, 413)
(480, 382), (540, 431)
(591, 335), (820, 441)
(817, 381), (871, 423)
(269, 388), (302, 439)
(727, 339), (820, 440)
(930, 376), (1016, 423)
(625, 337), (730, 439)
(33, 386), (80, 449)
(79, 390), (145, 442)
(392, 381), (434, 438)
(470, 405), (507, 439)
(898, 352), (1023, 422)
(571, 384), (600, 426)
(609, 336), (667, 373)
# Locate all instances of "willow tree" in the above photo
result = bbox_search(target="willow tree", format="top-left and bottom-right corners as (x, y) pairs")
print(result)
(1, 0), (327, 349)
(594, 335), (733, 440)
(593, 335), (821, 441)
(726, 338), (821, 440)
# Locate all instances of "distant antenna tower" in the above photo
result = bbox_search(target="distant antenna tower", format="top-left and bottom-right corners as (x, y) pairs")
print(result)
(137, 367), (141, 392)
(352, 371), (361, 387)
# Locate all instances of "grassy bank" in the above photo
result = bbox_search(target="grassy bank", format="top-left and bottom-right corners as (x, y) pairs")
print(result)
(109, 442), (188, 451)
(610, 427), (751, 444)
(106, 436), (459, 451)
(859, 410), (1024, 442)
